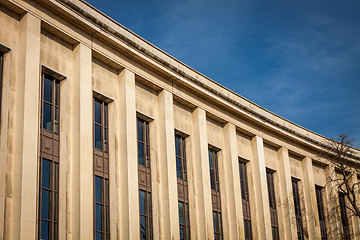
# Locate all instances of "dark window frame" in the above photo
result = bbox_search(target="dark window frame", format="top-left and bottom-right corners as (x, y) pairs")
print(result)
(137, 118), (153, 240)
(209, 149), (223, 239)
(239, 159), (252, 240)
(315, 186), (327, 240)
(38, 73), (60, 240)
(93, 98), (110, 240)
(339, 192), (350, 240)
(292, 178), (304, 240)
(175, 134), (190, 240)
(266, 170), (279, 240)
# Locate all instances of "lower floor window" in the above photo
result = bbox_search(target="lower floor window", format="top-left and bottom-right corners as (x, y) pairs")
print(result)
(178, 201), (190, 240)
(39, 158), (59, 240)
(139, 190), (153, 240)
(94, 176), (109, 240)
(213, 211), (223, 240)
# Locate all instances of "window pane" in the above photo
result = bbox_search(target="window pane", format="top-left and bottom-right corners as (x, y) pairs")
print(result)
(137, 120), (143, 142)
(94, 100), (102, 124)
(139, 190), (146, 214)
(213, 212), (217, 231)
(138, 142), (144, 165)
(179, 225), (184, 240)
(178, 201), (184, 224)
(209, 150), (212, 168)
(55, 81), (60, 106)
(44, 76), (52, 103)
(148, 192), (152, 216)
(95, 204), (102, 231)
(210, 170), (215, 190)
(105, 179), (109, 205)
(96, 232), (102, 240)
(54, 107), (59, 134)
(54, 163), (59, 191)
(95, 124), (102, 150)
(43, 102), (52, 131)
(42, 159), (51, 188)
(104, 128), (108, 152)
(41, 220), (50, 240)
(146, 144), (150, 168)
(176, 157), (182, 179)
(104, 104), (108, 127)
(140, 215), (146, 240)
(54, 192), (58, 220)
(175, 136), (180, 156)
(95, 176), (102, 203)
(41, 189), (51, 219)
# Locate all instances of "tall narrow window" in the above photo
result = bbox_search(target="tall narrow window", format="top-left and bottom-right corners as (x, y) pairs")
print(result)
(239, 160), (252, 240)
(175, 135), (190, 240)
(315, 186), (327, 240)
(137, 118), (152, 240)
(292, 178), (304, 240)
(93, 98), (110, 240)
(39, 74), (60, 240)
(266, 171), (279, 240)
(209, 149), (223, 240)
(339, 192), (350, 240)
(0, 52), (3, 125)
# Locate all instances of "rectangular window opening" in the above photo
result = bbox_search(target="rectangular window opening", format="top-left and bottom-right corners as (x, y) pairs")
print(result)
(266, 171), (279, 240)
(38, 73), (60, 240)
(138, 118), (153, 239)
(93, 98), (110, 240)
(239, 160), (252, 240)
(292, 178), (304, 240)
(176, 134), (190, 239)
(315, 186), (327, 240)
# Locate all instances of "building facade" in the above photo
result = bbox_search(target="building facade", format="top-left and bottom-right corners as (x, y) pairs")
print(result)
(0, 0), (359, 239)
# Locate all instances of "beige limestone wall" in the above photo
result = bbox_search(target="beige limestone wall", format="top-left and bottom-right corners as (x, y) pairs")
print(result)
(0, 1), (359, 240)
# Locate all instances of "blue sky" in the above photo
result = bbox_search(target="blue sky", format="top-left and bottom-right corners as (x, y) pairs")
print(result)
(86, 0), (360, 148)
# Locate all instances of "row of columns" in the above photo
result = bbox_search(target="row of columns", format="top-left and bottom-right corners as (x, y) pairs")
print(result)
(1, 12), (359, 240)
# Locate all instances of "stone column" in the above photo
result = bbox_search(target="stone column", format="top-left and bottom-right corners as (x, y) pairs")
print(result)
(117, 68), (139, 239)
(249, 136), (272, 239)
(190, 108), (213, 239)
(11, 13), (41, 240)
(156, 90), (180, 239)
(277, 147), (298, 239)
(68, 43), (93, 239)
(221, 123), (244, 239)
(302, 157), (322, 239)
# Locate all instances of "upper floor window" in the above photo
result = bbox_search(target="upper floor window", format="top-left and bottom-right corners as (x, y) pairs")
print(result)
(94, 99), (108, 151)
(175, 134), (190, 240)
(315, 186), (327, 240)
(266, 171), (279, 240)
(339, 192), (350, 240)
(209, 148), (223, 240)
(292, 178), (304, 240)
(42, 75), (60, 133)
(137, 118), (150, 167)
(93, 98), (110, 240)
(209, 149), (219, 191)
(239, 160), (252, 240)
(137, 118), (152, 239)
(175, 135), (187, 180)
(39, 73), (60, 240)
